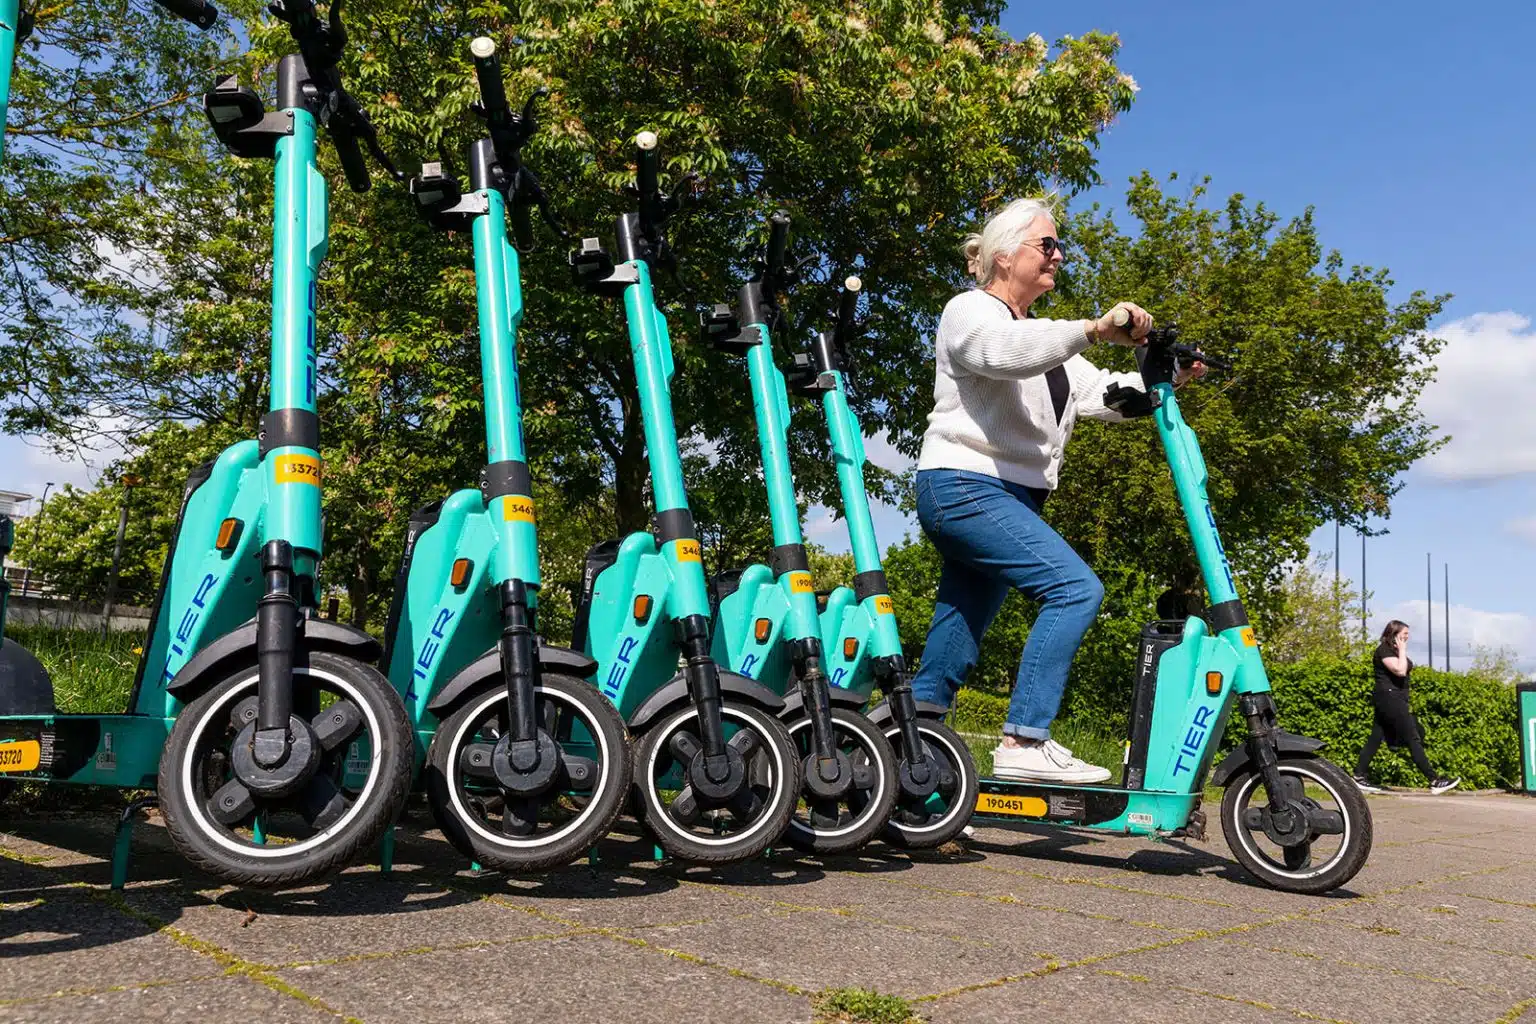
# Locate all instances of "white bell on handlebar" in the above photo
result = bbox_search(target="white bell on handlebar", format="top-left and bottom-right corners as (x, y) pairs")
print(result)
(470, 36), (496, 58)
(845, 275), (863, 292)
(635, 130), (659, 151)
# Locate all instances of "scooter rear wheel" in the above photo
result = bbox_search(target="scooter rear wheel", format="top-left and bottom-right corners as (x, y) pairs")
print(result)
(157, 652), (413, 889)
(1220, 755), (1373, 894)
(424, 674), (631, 872)
(632, 702), (799, 864)
(782, 708), (898, 855)
(880, 718), (978, 850)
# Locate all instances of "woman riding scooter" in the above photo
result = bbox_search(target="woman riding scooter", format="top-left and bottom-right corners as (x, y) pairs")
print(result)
(911, 197), (1204, 783)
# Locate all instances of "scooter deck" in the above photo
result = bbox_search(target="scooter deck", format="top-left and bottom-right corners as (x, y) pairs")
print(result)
(971, 775), (1200, 836)
(0, 714), (169, 788)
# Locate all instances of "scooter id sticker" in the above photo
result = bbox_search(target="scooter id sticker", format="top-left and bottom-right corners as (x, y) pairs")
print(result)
(502, 497), (536, 523)
(874, 596), (894, 615)
(975, 792), (1047, 818)
(274, 454), (322, 486)
(675, 540), (702, 562)
(0, 741), (41, 773)
(1240, 627), (1257, 647)
(788, 572), (813, 593)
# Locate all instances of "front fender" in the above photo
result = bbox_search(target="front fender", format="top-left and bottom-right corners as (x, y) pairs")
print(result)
(778, 685), (870, 721)
(425, 644), (600, 718)
(627, 671), (786, 733)
(863, 700), (952, 728)
(1210, 731), (1326, 788)
(165, 618), (382, 700)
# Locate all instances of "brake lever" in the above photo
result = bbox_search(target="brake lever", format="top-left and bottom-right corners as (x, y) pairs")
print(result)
(516, 167), (568, 239)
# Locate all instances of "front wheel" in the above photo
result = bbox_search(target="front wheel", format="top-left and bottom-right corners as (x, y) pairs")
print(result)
(881, 718), (978, 850)
(1220, 755), (1372, 894)
(157, 652), (413, 890)
(782, 708), (898, 855)
(632, 703), (800, 864)
(425, 674), (631, 873)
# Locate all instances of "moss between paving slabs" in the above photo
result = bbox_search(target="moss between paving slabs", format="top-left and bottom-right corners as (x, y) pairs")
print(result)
(813, 987), (924, 1024)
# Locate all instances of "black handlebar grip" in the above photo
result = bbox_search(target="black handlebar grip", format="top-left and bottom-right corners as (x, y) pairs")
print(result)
(469, 37), (510, 121)
(332, 130), (372, 192)
(635, 131), (660, 198)
(765, 211), (790, 279)
(511, 201), (535, 251)
(151, 0), (218, 29)
(835, 275), (862, 341)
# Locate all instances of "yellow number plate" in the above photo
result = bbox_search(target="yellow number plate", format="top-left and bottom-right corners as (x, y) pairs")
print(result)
(974, 792), (1048, 818)
(1240, 627), (1258, 647)
(788, 572), (813, 593)
(874, 596), (894, 615)
(502, 496), (537, 523)
(0, 741), (41, 773)
(675, 540), (702, 563)
(274, 454), (322, 486)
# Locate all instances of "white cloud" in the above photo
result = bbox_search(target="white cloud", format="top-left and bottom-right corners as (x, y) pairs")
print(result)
(861, 428), (916, 475)
(1419, 311), (1536, 482)
(1373, 598), (1536, 673)
(1503, 516), (1536, 544)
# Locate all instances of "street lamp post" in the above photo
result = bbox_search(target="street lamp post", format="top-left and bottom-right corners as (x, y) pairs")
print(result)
(101, 474), (141, 637)
(20, 480), (53, 598)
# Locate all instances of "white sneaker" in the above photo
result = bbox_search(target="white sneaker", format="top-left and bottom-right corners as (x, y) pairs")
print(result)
(992, 739), (1112, 784)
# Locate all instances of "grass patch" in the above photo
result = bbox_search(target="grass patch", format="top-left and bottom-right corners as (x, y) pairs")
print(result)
(6, 625), (143, 714)
(813, 987), (924, 1024)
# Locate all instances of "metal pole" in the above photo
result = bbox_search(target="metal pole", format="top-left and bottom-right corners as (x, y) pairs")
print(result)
(21, 480), (52, 597)
(1360, 529), (1367, 642)
(1444, 563), (1450, 672)
(1426, 552), (1433, 669)
(101, 476), (139, 637)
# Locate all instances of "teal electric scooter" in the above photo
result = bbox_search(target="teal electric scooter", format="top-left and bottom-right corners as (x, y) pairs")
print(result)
(700, 213), (898, 853)
(0, 0), (416, 889)
(771, 275), (980, 850)
(567, 133), (801, 864)
(379, 37), (631, 872)
(961, 326), (1372, 894)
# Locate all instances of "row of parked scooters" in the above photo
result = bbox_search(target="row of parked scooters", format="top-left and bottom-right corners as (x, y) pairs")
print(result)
(1, 0), (1377, 897)
(0, 0), (976, 888)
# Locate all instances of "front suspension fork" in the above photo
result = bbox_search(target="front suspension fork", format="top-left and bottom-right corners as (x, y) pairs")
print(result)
(675, 614), (730, 777)
(875, 656), (932, 785)
(790, 637), (839, 765)
(1240, 692), (1299, 821)
(498, 578), (540, 749)
(254, 540), (299, 768)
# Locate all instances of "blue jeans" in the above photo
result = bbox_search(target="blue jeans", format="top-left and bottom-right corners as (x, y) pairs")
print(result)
(910, 469), (1104, 740)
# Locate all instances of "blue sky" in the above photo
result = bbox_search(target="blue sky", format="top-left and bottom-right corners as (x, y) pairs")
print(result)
(6, 1), (1534, 669)
(812, 1), (1536, 671)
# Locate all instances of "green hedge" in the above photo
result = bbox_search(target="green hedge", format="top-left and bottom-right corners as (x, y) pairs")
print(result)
(945, 654), (1523, 791)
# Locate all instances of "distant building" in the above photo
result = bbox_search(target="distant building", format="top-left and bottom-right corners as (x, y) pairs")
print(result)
(0, 490), (33, 519)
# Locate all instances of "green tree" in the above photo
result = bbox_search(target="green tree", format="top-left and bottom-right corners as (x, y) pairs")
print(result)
(1261, 555), (1369, 664)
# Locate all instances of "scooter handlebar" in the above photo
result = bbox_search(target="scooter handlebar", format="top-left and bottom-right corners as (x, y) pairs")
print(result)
(635, 131), (660, 203)
(835, 275), (862, 343)
(470, 37), (510, 122)
(765, 211), (790, 283)
(151, 0), (219, 29)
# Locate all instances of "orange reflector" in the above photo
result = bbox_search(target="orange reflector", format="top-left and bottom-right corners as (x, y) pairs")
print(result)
(1206, 671), (1223, 695)
(450, 558), (472, 588)
(753, 617), (772, 643)
(633, 595), (653, 623)
(215, 518), (241, 551)
(843, 638), (859, 660)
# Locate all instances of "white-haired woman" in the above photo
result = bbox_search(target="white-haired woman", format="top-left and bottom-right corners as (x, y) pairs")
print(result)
(911, 197), (1202, 783)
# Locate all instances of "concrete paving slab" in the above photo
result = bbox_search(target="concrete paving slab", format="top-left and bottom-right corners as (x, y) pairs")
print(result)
(274, 933), (812, 1024)
(921, 964), (1295, 1023)
(2, 977), (340, 1024)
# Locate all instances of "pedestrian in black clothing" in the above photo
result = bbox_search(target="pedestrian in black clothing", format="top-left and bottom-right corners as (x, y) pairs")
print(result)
(1353, 620), (1459, 795)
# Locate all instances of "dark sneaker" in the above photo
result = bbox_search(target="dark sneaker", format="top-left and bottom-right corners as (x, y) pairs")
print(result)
(1430, 777), (1461, 795)
(1352, 775), (1383, 794)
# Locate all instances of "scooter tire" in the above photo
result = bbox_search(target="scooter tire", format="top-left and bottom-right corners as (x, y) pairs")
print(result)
(881, 718), (979, 850)
(632, 702), (800, 864)
(157, 652), (413, 890)
(424, 674), (631, 873)
(782, 708), (898, 855)
(1220, 755), (1373, 895)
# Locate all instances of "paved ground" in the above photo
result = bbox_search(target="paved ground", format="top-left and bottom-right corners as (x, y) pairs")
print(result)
(1, 791), (1533, 1024)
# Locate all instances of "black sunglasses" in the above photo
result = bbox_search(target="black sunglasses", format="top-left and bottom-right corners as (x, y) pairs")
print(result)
(1027, 236), (1066, 259)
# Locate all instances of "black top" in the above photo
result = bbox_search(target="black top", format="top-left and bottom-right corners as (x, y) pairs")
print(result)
(1372, 642), (1412, 692)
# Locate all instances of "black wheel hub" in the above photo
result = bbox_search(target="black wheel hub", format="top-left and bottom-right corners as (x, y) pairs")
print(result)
(490, 729), (562, 795)
(688, 746), (746, 802)
(898, 756), (940, 800)
(230, 716), (321, 797)
(801, 749), (853, 800)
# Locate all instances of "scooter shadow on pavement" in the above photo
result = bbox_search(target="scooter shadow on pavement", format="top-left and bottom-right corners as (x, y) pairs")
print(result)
(960, 824), (1366, 898)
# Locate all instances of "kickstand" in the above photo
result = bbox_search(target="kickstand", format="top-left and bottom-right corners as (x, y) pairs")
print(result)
(111, 796), (159, 891)
(378, 825), (396, 875)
